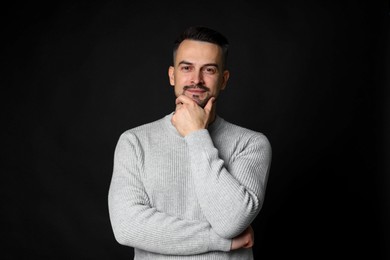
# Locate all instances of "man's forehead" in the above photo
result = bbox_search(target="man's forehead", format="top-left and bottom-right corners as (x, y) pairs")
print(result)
(176, 40), (222, 65)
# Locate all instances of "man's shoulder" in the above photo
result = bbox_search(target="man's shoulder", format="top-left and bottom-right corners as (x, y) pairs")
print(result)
(221, 118), (267, 137)
(219, 118), (271, 147)
(120, 114), (170, 139)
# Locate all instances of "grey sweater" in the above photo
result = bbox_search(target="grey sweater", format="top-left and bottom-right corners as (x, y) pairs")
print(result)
(108, 113), (272, 259)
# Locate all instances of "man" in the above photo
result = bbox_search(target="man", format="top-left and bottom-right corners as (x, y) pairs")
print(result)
(108, 26), (272, 259)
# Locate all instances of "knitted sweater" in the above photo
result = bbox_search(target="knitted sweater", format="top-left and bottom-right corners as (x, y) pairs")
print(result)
(108, 112), (272, 259)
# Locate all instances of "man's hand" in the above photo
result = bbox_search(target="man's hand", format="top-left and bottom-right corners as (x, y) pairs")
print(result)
(231, 226), (254, 250)
(171, 95), (216, 137)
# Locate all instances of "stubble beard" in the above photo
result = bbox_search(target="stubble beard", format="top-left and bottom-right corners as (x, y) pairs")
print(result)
(182, 85), (210, 108)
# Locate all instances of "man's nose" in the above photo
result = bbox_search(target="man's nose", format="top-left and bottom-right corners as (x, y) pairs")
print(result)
(190, 70), (204, 85)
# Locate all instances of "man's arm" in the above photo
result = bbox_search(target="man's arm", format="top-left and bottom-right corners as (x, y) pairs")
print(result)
(108, 132), (232, 255)
(172, 96), (272, 238)
(231, 226), (255, 250)
(185, 130), (271, 238)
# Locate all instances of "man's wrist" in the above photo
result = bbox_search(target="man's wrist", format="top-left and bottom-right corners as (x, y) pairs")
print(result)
(208, 228), (231, 252)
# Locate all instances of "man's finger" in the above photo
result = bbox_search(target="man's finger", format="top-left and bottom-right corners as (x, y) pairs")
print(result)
(175, 94), (195, 105)
(175, 102), (183, 111)
(204, 97), (216, 114)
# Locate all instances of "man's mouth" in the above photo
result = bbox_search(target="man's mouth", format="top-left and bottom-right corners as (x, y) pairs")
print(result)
(183, 85), (210, 92)
(182, 85), (210, 107)
(186, 88), (206, 94)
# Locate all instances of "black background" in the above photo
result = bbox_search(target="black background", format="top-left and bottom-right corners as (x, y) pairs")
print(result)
(3, 0), (389, 259)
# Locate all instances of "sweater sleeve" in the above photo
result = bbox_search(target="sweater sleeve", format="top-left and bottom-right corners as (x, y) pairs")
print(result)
(184, 129), (272, 238)
(108, 132), (231, 255)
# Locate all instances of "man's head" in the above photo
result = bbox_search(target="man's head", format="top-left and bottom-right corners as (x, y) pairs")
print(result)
(168, 26), (230, 108)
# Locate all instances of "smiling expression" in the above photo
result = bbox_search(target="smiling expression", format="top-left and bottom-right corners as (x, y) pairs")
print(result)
(168, 39), (230, 107)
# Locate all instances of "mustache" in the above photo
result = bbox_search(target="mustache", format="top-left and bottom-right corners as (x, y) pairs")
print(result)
(183, 84), (210, 91)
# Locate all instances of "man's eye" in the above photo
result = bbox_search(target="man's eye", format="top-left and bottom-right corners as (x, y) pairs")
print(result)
(204, 67), (217, 74)
(181, 66), (191, 71)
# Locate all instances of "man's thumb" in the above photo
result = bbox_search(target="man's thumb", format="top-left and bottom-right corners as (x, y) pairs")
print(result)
(204, 97), (215, 113)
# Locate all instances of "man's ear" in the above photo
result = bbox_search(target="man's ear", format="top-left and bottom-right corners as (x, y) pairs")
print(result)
(221, 70), (230, 90)
(168, 66), (175, 86)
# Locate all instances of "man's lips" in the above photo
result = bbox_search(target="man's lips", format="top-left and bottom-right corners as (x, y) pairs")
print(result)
(185, 88), (206, 94)
(183, 85), (210, 92)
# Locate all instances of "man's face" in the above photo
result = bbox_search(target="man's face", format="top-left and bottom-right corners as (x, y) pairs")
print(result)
(168, 39), (229, 107)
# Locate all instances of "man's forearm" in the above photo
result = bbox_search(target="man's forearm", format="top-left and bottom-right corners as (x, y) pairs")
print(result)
(185, 130), (271, 238)
(108, 133), (232, 255)
(108, 197), (231, 255)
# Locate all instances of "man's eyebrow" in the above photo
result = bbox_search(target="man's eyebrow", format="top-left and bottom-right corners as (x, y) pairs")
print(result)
(178, 60), (193, 66)
(178, 61), (219, 68)
(203, 63), (219, 68)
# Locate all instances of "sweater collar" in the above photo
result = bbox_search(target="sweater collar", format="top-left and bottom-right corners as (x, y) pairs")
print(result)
(164, 111), (223, 137)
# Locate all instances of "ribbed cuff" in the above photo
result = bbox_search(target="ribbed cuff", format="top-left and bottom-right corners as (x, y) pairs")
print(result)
(208, 228), (231, 252)
(184, 129), (214, 152)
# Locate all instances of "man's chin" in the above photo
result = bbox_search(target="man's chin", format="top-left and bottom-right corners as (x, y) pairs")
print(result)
(181, 91), (209, 107)
(192, 98), (208, 108)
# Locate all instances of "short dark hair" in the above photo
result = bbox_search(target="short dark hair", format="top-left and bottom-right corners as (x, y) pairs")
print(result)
(173, 26), (229, 69)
